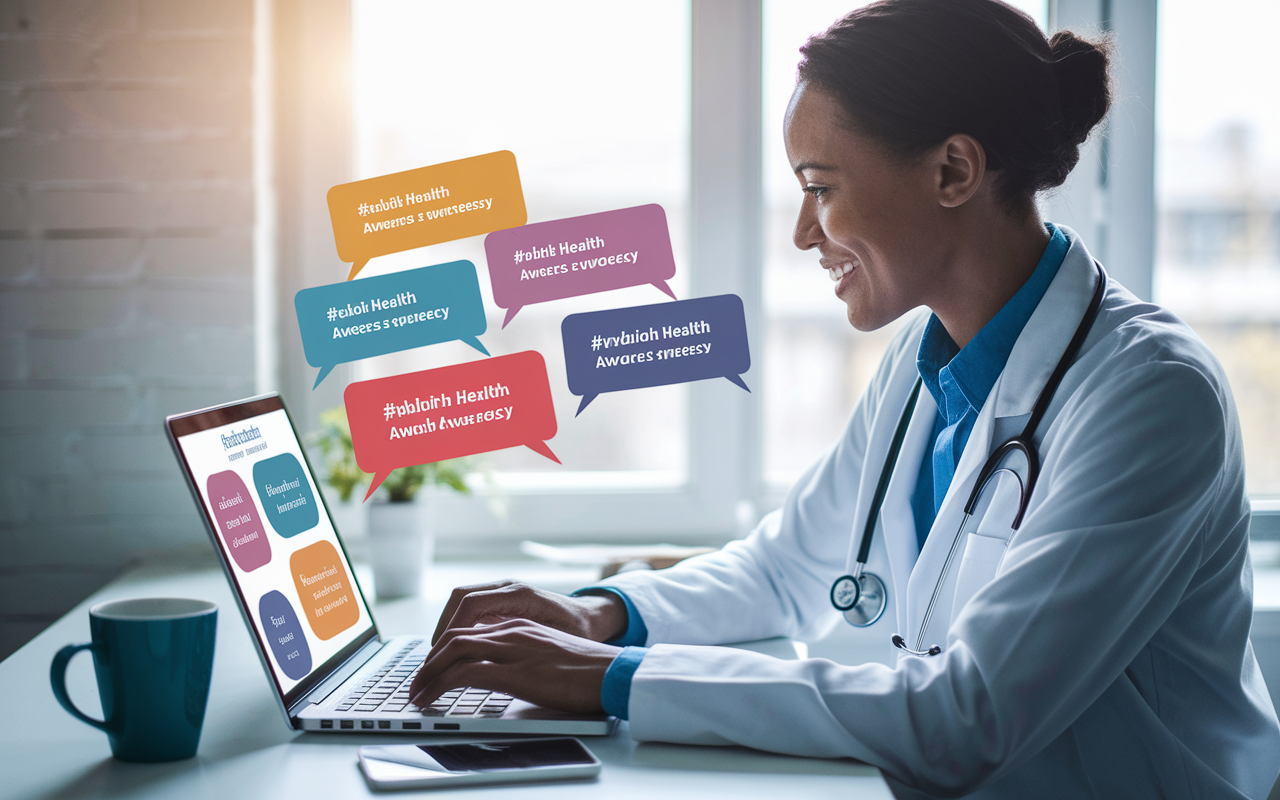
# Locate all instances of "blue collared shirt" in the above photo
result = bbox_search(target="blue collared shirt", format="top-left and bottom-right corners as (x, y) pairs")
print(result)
(910, 224), (1069, 549)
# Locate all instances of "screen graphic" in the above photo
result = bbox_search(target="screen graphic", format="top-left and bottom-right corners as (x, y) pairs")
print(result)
(206, 469), (272, 572)
(175, 405), (372, 696)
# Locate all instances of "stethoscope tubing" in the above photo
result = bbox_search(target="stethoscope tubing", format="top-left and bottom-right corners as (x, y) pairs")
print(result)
(833, 261), (1109, 656)
(830, 379), (922, 625)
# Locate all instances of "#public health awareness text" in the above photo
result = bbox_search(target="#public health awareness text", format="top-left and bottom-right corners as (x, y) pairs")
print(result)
(326, 289), (450, 339)
(381, 382), (515, 442)
(355, 185), (495, 234)
(512, 235), (639, 281)
(589, 319), (713, 368)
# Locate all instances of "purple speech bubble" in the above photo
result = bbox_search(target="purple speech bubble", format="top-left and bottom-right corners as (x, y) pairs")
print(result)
(484, 204), (677, 328)
(206, 470), (271, 573)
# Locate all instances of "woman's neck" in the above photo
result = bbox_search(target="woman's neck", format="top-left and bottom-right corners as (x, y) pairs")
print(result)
(927, 207), (1052, 349)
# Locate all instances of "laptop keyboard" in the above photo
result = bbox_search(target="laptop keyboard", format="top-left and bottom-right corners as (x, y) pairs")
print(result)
(333, 640), (514, 717)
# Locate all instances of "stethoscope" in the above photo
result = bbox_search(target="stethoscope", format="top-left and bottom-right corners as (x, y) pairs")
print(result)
(830, 261), (1107, 656)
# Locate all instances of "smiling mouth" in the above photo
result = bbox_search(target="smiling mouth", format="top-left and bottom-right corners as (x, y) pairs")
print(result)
(824, 260), (855, 282)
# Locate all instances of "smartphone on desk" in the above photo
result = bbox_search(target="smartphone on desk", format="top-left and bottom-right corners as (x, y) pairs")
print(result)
(358, 737), (602, 791)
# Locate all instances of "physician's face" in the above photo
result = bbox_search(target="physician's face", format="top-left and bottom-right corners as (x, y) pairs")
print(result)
(784, 82), (944, 331)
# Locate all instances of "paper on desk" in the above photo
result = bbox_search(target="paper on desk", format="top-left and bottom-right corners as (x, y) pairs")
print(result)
(519, 541), (715, 566)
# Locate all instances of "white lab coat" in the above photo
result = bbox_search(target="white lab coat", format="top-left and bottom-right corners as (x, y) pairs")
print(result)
(599, 228), (1280, 799)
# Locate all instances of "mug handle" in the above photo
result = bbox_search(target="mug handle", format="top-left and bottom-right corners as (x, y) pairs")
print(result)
(50, 643), (109, 732)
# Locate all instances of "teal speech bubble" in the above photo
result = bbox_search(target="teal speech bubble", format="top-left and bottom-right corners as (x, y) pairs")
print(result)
(294, 260), (490, 388)
(252, 453), (319, 538)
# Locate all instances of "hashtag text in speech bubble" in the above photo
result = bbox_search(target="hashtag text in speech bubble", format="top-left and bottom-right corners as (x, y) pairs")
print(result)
(327, 151), (527, 280)
(484, 203), (677, 328)
(345, 351), (560, 501)
(294, 260), (491, 388)
(562, 294), (751, 415)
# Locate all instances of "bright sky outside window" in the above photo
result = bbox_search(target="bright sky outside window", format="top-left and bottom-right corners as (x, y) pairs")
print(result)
(351, 0), (691, 478)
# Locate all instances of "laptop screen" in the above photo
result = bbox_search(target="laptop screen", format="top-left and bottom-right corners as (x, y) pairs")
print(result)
(167, 395), (376, 706)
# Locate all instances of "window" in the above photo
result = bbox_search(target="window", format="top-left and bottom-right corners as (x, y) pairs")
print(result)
(1154, 0), (1280, 497)
(349, 1), (756, 545)
(352, 0), (691, 484)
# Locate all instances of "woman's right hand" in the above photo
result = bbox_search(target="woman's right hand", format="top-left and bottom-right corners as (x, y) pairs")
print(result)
(430, 580), (629, 645)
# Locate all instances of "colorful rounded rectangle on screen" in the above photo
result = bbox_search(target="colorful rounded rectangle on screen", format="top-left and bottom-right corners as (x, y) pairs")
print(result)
(258, 590), (312, 680)
(561, 294), (751, 415)
(206, 470), (271, 572)
(252, 452), (319, 539)
(294, 260), (491, 388)
(483, 203), (677, 328)
(291, 540), (360, 640)
(345, 350), (560, 501)
(327, 151), (527, 280)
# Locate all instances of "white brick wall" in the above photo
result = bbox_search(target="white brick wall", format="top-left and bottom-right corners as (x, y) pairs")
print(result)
(0, 0), (256, 659)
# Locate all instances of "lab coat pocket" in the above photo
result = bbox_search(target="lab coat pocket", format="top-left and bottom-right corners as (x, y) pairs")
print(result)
(951, 533), (1009, 617)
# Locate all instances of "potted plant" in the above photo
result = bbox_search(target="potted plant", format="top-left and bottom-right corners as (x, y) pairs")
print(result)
(309, 407), (371, 547)
(309, 406), (472, 600)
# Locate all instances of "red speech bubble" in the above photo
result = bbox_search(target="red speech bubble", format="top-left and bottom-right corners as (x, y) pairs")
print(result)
(345, 351), (560, 501)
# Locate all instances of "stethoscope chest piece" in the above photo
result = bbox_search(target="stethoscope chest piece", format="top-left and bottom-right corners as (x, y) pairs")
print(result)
(831, 571), (888, 627)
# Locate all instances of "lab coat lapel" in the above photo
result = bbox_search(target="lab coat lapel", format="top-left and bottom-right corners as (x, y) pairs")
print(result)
(845, 319), (928, 631)
(905, 389), (997, 639)
(996, 226), (1103, 420)
(903, 227), (1103, 644)
(880, 384), (938, 632)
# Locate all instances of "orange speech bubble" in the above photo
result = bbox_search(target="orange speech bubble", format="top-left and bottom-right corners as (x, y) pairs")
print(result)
(290, 540), (360, 640)
(327, 151), (527, 280)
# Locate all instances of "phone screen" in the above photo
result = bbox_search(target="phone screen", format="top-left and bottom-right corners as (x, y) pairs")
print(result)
(420, 739), (597, 772)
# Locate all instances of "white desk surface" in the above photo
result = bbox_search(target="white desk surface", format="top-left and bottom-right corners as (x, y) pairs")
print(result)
(0, 556), (890, 800)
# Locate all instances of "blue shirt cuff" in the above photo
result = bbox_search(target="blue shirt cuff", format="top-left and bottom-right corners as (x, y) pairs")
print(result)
(571, 586), (649, 647)
(600, 646), (648, 720)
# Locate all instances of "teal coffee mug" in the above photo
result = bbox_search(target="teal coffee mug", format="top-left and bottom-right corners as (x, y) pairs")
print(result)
(50, 598), (217, 762)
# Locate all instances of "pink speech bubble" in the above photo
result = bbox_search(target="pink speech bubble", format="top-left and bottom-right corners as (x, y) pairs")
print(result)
(484, 204), (677, 328)
(206, 470), (271, 572)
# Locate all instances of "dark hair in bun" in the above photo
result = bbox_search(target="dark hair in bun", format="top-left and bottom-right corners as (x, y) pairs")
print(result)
(798, 0), (1112, 212)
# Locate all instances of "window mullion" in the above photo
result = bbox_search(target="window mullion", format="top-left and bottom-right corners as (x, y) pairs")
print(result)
(689, 0), (766, 533)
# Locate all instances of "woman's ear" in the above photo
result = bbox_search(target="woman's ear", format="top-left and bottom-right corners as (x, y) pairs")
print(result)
(934, 133), (986, 208)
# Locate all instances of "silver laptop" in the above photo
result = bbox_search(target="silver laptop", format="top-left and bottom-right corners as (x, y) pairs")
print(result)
(166, 393), (615, 736)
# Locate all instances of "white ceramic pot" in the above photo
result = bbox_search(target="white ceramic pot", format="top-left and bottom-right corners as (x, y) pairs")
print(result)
(367, 501), (432, 601)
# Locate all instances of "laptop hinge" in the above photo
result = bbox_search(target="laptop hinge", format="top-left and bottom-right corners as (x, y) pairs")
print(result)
(290, 638), (385, 715)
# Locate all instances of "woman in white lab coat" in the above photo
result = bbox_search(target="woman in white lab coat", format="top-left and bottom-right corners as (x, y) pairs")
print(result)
(410, 0), (1280, 796)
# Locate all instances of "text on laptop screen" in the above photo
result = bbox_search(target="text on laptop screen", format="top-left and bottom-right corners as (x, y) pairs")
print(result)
(173, 405), (373, 696)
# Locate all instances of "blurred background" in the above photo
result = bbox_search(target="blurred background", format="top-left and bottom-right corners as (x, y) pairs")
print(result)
(2, 0), (1277, 660)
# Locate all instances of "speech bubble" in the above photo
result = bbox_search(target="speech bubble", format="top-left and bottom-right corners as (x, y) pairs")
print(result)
(291, 540), (360, 641)
(258, 590), (312, 680)
(345, 350), (560, 501)
(294, 260), (491, 388)
(562, 294), (751, 415)
(484, 203), (678, 328)
(328, 151), (527, 280)
(206, 470), (272, 572)
(252, 452), (320, 538)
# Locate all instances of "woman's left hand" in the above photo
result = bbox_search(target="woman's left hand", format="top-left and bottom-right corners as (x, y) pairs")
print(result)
(408, 619), (622, 715)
